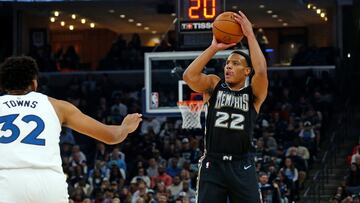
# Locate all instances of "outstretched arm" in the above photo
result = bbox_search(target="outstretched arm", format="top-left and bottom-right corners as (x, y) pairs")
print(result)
(183, 38), (236, 98)
(49, 97), (142, 145)
(234, 11), (268, 112)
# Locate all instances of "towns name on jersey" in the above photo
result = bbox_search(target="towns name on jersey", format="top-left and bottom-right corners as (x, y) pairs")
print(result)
(214, 90), (249, 111)
(3, 100), (38, 109)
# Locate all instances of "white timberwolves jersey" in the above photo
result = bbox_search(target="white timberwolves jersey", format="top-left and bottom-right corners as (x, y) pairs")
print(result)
(0, 92), (62, 172)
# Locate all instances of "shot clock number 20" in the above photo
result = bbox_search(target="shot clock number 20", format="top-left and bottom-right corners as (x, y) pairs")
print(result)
(176, 0), (224, 48)
(177, 0), (224, 33)
(187, 0), (217, 20)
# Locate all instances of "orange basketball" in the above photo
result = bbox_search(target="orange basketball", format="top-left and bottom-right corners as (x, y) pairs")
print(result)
(212, 11), (244, 44)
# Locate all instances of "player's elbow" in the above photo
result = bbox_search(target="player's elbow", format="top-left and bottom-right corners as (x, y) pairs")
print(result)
(183, 70), (190, 83)
(183, 70), (199, 84)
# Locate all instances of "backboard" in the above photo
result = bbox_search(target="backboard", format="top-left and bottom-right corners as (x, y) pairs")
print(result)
(143, 50), (248, 116)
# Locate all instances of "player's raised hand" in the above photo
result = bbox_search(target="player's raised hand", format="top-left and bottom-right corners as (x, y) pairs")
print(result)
(210, 36), (236, 51)
(121, 113), (142, 134)
(233, 11), (255, 38)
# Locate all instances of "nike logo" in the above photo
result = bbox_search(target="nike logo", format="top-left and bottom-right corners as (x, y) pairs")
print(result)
(244, 165), (252, 170)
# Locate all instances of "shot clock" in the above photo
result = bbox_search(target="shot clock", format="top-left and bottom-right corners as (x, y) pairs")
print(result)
(176, 0), (225, 49)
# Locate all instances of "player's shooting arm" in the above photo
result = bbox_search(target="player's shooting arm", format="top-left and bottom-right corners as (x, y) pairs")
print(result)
(183, 37), (235, 96)
(235, 11), (268, 112)
(183, 46), (220, 94)
(49, 98), (142, 145)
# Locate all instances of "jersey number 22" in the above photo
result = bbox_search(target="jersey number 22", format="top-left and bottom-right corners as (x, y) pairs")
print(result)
(214, 111), (245, 130)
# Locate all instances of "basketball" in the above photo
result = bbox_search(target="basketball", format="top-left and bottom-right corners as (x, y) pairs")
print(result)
(212, 11), (244, 44)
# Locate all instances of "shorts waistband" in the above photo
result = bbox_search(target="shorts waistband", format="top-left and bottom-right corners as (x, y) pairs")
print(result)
(205, 152), (254, 161)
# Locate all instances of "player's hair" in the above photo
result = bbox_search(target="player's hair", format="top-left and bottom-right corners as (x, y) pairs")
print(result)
(230, 50), (252, 68)
(230, 50), (254, 78)
(0, 56), (39, 91)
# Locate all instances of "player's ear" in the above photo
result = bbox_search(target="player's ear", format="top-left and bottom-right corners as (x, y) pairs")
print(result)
(31, 79), (38, 91)
(244, 67), (251, 76)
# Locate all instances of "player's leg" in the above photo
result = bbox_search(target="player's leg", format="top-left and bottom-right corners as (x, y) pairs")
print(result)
(196, 157), (228, 203)
(227, 158), (262, 203)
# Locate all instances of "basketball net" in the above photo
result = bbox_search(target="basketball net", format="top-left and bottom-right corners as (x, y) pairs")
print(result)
(177, 101), (204, 129)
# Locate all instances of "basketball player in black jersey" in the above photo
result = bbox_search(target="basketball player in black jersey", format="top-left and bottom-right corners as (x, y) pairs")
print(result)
(183, 11), (268, 203)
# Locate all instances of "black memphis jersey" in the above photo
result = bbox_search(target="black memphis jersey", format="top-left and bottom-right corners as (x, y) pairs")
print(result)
(204, 80), (257, 155)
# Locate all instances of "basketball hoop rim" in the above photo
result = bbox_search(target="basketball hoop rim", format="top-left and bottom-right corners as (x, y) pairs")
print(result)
(177, 100), (204, 112)
(177, 100), (204, 106)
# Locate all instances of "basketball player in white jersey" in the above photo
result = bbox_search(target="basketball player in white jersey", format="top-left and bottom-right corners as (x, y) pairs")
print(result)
(0, 56), (142, 203)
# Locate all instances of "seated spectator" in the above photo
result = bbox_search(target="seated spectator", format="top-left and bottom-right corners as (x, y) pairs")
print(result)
(352, 149), (360, 164)
(156, 193), (169, 203)
(94, 142), (108, 162)
(151, 165), (173, 188)
(60, 127), (76, 146)
(346, 163), (360, 194)
(107, 148), (127, 177)
(111, 95), (128, 118)
(74, 177), (92, 198)
(147, 158), (159, 178)
(281, 158), (299, 201)
(109, 165), (125, 186)
(167, 175), (183, 199)
(258, 172), (275, 202)
(88, 168), (104, 191)
(131, 167), (151, 188)
(119, 187), (132, 203)
(298, 121), (317, 158)
(70, 145), (87, 164)
(166, 157), (181, 177)
(131, 180), (148, 203)
(141, 117), (161, 135)
(60, 45), (80, 70)
(176, 180), (196, 201)
(71, 186), (87, 202)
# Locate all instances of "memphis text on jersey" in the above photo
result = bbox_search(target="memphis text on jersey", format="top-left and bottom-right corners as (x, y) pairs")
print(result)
(214, 90), (249, 112)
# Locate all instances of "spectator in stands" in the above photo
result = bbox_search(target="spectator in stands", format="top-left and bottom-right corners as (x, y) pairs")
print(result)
(258, 172), (275, 202)
(109, 165), (125, 186)
(181, 138), (192, 161)
(298, 121), (317, 158)
(74, 177), (92, 198)
(71, 145), (87, 164)
(61, 45), (80, 70)
(177, 180), (196, 201)
(281, 158), (299, 201)
(131, 167), (151, 188)
(131, 180), (148, 203)
(352, 149), (360, 164)
(94, 142), (108, 162)
(151, 165), (173, 188)
(107, 148), (127, 177)
(120, 187), (132, 203)
(166, 157), (181, 177)
(111, 95), (128, 118)
(167, 175), (183, 199)
(263, 130), (278, 155)
(346, 163), (360, 194)
(141, 117), (161, 135)
(88, 168), (103, 191)
(147, 158), (159, 178)
(60, 127), (76, 146)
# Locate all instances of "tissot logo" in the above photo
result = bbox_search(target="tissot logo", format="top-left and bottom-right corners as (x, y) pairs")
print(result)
(180, 22), (213, 31)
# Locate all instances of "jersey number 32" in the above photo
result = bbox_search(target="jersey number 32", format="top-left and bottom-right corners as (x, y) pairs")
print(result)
(0, 114), (45, 146)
